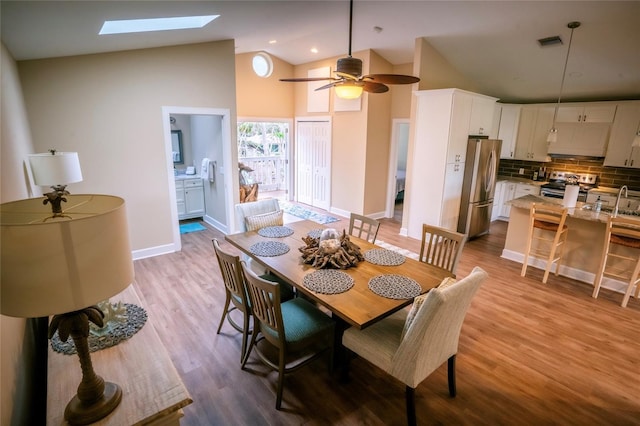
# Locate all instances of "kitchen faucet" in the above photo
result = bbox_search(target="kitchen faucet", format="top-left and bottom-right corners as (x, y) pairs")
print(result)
(613, 185), (628, 217)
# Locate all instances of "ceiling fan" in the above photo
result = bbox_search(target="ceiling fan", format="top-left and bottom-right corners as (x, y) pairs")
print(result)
(279, 0), (420, 99)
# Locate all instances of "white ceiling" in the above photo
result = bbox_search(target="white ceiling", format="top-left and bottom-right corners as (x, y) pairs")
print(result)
(2, 1), (639, 103)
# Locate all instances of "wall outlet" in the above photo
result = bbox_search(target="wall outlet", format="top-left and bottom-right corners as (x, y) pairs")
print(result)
(519, 168), (525, 175)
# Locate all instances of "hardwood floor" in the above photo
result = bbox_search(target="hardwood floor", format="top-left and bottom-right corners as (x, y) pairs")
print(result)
(133, 214), (640, 425)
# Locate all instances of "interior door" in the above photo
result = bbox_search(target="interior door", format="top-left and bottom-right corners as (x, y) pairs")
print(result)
(296, 120), (331, 210)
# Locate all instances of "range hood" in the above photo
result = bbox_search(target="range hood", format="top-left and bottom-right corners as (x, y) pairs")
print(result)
(547, 153), (605, 161)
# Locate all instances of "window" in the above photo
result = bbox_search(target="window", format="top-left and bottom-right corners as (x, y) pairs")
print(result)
(252, 52), (273, 78)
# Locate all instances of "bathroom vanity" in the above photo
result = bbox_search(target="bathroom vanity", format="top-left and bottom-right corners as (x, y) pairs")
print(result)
(175, 176), (205, 220)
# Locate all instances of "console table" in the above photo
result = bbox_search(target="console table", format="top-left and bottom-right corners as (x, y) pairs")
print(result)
(46, 285), (192, 425)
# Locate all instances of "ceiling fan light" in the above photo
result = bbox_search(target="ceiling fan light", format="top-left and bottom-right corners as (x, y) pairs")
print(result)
(335, 83), (363, 100)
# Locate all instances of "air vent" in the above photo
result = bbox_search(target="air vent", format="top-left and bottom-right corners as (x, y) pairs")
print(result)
(538, 35), (563, 47)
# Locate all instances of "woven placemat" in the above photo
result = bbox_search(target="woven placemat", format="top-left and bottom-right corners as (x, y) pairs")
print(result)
(364, 248), (406, 266)
(51, 303), (147, 354)
(249, 241), (290, 257)
(258, 226), (294, 238)
(303, 270), (354, 294)
(307, 229), (323, 239)
(369, 275), (421, 299)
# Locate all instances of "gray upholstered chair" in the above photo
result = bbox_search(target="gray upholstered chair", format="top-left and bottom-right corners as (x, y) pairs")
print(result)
(348, 213), (380, 243)
(342, 266), (487, 426)
(241, 263), (335, 410)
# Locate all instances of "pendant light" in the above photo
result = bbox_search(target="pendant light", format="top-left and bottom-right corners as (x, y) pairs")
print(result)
(547, 21), (581, 144)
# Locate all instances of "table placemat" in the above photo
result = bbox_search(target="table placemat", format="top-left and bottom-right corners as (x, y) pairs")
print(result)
(51, 303), (147, 354)
(364, 248), (406, 266)
(307, 228), (323, 239)
(368, 275), (421, 299)
(258, 225), (294, 238)
(303, 270), (354, 294)
(249, 241), (290, 257)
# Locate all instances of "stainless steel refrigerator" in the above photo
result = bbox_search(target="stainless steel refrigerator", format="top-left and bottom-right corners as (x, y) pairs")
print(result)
(457, 138), (501, 239)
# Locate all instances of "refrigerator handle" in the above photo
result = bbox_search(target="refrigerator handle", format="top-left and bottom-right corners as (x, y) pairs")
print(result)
(485, 148), (496, 192)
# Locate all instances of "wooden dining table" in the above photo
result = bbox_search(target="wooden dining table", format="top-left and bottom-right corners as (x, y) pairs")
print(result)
(225, 220), (453, 330)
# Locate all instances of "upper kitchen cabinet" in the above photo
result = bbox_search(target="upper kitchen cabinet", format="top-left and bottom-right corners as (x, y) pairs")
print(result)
(548, 102), (617, 157)
(514, 106), (554, 161)
(468, 95), (499, 136)
(494, 104), (521, 159)
(604, 101), (640, 168)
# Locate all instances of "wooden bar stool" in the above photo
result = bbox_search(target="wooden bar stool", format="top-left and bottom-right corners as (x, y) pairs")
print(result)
(592, 215), (640, 307)
(521, 203), (569, 283)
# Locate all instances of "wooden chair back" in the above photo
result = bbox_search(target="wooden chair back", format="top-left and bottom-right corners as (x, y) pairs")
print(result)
(213, 239), (247, 305)
(349, 213), (380, 243)
(419, 224), (467, 275)
(242, 264), (285, 349)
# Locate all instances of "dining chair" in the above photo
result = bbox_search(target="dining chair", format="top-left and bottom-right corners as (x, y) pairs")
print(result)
(419, 224), (467, 275)
(592, 215), (640, 307)
(520, 203), (569, 283)
(241, 263), (335, 410)
(234, 198), (281, 232)
(212, 239), (294, 365)
(349, 213), (380, 243)
(342, 266), (487, 426)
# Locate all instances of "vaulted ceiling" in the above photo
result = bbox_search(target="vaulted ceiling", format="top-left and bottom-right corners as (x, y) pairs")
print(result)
(2, 1), (639, 103)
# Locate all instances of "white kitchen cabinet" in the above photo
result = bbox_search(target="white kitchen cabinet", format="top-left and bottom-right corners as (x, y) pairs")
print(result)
(514, 106), (554, 161)
(555, 103), (617, 123)
(469, 95), (498, 136)
(499, 182), (517, 219)
(491, 181), (504, 221)
(514, 182), (540, 198)
(495, 104), (521, 159)
(604, 101), (640, 168)
(176, 177), (205, 220)
(408, 88), (495, 238)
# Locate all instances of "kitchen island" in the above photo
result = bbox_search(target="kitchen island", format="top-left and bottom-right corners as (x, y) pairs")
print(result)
(502, 194), (640, 294)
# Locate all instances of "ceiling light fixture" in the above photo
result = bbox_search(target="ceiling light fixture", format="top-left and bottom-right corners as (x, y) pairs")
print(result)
(547, 21), (581, 144)
(99, 15), (218, 35)
(334, 81), (363, 100)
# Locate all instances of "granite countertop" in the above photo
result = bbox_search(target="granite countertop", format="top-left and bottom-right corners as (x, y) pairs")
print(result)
(508, 194), (640, 224)
(589, 186), (640, 198)
(497, 176), (547, 186)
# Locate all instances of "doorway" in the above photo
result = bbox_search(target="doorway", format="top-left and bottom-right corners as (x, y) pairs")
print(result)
(295, 118), (331, 211)
(386, 119), (410, 221)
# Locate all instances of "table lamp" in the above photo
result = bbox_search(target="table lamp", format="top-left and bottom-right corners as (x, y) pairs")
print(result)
(1, 194), (135, 424)
(28, 150), (83, 216)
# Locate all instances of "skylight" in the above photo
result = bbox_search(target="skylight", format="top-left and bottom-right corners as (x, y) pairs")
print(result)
(99, 15), (219, 35)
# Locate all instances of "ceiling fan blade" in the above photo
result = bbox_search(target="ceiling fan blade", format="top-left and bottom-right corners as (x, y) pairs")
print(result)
(279, 77), (335, 82)
(364, 74), (420, 85)
(335, 71), (359, 81)
(363, 81), (389, 93)
(315, 81), (340, 91)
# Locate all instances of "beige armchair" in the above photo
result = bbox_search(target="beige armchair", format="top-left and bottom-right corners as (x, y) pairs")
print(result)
(342, 266), (488, 426)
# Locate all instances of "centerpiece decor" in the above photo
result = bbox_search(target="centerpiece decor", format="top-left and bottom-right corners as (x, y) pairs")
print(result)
(299, 228), (363, 269)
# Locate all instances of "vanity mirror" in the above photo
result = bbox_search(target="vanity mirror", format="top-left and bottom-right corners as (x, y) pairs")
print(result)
(171, 130), (184, 164)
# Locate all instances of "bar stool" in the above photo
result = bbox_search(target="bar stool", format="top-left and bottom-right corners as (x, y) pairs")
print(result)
(592, 216), (640, 307)
(521, 203), (569, 283)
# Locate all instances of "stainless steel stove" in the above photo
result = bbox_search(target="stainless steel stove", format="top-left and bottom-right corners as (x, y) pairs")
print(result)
(540, 172), (598, 202)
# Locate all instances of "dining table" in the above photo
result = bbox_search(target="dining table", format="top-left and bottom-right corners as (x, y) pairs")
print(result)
(224, 219), (453, 330)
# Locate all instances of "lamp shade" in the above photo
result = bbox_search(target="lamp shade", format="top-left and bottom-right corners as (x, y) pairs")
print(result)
(28, 152), (83, 186)
(335, 82), (364, 100)
(1, 195), (134, 317)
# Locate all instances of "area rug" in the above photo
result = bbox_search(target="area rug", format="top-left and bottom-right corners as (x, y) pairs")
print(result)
(375, 240), (420, 261)
(279, 202), (339, 225)
(180, 222), (207, 234)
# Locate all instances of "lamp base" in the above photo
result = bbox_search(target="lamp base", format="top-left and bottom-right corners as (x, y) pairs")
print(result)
(64, 381), (122, 425)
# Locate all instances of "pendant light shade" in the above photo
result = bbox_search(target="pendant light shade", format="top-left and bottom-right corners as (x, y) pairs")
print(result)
(334, 81), (364, 100)
(547, 21), (581, 144)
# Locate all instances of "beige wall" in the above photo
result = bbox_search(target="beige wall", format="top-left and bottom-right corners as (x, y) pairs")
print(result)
(18, 41), (237, 252)
(414, 37), (480, 92)
(1, 42), (42, 426)
(390, 63), (415, 119)
(235, 52), (294, 118)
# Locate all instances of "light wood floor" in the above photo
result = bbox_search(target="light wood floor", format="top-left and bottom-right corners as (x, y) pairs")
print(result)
(134, 212), (640, 425)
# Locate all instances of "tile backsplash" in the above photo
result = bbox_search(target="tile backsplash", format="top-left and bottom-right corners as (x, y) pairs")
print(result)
(498, 158), (640, 191)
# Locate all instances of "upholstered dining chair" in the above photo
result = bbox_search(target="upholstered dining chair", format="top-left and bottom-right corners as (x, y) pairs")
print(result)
(348, 213), (381, 243)
(241, 263), (335, 410)
(419, 224), (467, 275)
(212, 239), (294, 365)
(342, 266), (488, 426)
(234, 198), (281, 232)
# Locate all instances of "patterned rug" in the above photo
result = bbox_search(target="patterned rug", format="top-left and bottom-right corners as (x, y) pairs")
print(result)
(180, 222), (206, 234)
(375, 240), (420, 261)
(279, 202), (339, 225)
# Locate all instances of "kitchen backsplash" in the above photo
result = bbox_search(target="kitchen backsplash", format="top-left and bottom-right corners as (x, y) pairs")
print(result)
(498, 158), (640, 191)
